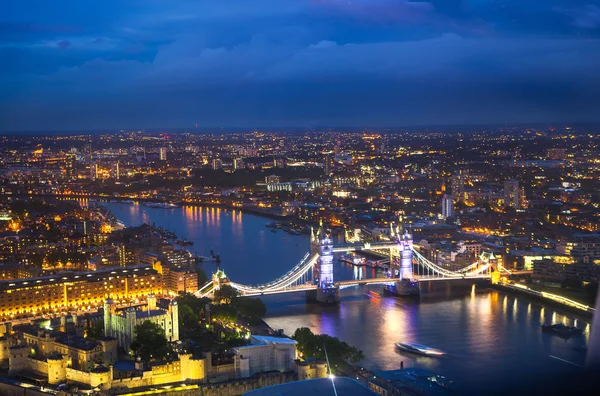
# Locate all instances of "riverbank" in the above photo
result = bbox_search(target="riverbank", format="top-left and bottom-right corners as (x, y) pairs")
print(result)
(493, 282), (595, 318)
(30, 193), (295, 221)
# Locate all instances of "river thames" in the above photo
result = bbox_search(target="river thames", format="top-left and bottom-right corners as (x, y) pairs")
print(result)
(103, 202), (592, 394)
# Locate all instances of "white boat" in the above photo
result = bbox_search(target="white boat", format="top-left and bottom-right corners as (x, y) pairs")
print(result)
(395, 342), (445, 357)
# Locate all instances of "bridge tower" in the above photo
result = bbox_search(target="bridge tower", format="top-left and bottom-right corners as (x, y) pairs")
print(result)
(308, 221), (340, 304)
(398, 230), (413, 280)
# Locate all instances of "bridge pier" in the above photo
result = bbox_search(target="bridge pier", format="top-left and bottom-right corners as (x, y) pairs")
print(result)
(305, 286), (340, 304)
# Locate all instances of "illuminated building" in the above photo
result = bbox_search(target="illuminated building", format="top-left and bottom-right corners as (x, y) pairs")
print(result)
(233, 157), (245, 170)
(90, 162), (99, 181)
(451, 171), (465, 201)
(112, 161), (120, 180)
(159, 147), (167, 161)
(0, 262), (37, 280)
(323, 153), (333, 176)
(503, 179), (520, 209)
(232, 336), (297, 378)
(441, 194), (453, 219)
(64, 153), (75, 179)
(7, 326), (118, 370)
(211, 158), (222, 170)
(163, 267), (198, 295)
(103, 294), (178, 351)
(557, 234), (600, 264)
(0, 265), (162, 320)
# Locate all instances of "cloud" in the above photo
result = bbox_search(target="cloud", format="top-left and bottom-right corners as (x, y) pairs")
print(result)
(3, 0), (600, 130)
(554, 4), (600, 29)
(56, 40), (71, 49)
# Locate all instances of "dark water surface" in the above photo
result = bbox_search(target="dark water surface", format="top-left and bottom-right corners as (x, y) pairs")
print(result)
(103, 202), (593, 394)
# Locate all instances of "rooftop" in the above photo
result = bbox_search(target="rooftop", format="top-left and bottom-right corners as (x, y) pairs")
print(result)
(244, 377), (374, 396)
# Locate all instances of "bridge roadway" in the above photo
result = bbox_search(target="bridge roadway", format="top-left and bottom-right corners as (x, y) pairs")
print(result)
(233, 275), (493, 297)
(332, 242), (398, 253)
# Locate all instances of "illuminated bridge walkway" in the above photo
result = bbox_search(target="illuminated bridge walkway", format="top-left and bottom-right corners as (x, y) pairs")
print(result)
(195, 241), (507, 298)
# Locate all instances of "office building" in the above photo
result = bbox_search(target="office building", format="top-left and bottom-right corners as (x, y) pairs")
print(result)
(212, 158), (222, 170)
(159, 147), (167, 161)
(504, 179), (520, 209)
(0, 265), (162, 320)
(441, 194), (453, 219)
(451, 171), (465, 201)
(233, 157), (245, 170)
(65, 153), (76, 179)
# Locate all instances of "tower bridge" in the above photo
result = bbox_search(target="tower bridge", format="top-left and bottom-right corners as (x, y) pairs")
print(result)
(195, 222), (511, 303)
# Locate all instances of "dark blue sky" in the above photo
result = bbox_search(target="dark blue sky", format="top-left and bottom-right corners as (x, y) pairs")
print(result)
(2, 0), (600, 131)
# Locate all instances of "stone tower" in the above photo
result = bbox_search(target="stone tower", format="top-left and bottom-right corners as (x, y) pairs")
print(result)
(168, 300), (180, 342)
(103, 298), (115, 338)
(309, 221), (340, 304)
(398, 230), (413, 280)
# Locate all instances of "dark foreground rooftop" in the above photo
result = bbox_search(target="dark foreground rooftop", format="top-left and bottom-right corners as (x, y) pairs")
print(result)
(244, 377), (374, 396)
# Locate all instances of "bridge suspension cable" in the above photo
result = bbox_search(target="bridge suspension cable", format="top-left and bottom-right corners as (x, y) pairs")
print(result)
(228, 253), (319, 295)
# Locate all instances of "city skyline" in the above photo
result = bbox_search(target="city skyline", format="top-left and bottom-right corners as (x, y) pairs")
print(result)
(3, 0), (600, 130)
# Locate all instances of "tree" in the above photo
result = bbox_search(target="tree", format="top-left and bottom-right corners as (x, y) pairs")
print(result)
(235, 297), (266, 319)
(86, 321), (104, 340)
(292, 327), (365, 370)
(179, 304), (199, 328)
(211, 304), (238, 324)
(196, 268), (209, 286)
(134, 321), (170, 361)
(176, 293), (211, 317)
(214, 285), (239, 305)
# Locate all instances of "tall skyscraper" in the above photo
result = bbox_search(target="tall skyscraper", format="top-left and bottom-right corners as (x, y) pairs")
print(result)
(211, 158), (222, 170)
(504, 179), (520, 209)
(323, 153), (333, 176)
(90, 163), (99, 181)
(442, 194), (454, 219)
(451, 170), (465, 201)
(112, 161), (120, 180)
(65, 153), (75, 179)
(159, 147), (167, 161)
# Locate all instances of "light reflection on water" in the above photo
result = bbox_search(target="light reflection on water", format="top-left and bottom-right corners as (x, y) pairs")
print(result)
(101, 202), (592, 393)
(263, 288), (591, 393)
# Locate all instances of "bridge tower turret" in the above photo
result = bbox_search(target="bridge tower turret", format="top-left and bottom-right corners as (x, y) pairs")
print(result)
(399, 230), (413, 280)
(308, 220), (340, 304)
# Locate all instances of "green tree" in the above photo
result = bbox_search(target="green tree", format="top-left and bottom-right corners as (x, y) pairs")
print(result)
(214, 285), (239, 305)
(211, 304), (238, 324)
(179, 304), (199, 328)
(86, 321), (104, 340)
(176, 293), (211, 318)
(196, 268), (209, 286)
(134, 321), (170, 361)
(235, 297), (266, 319)
(292, 327), (365, 369)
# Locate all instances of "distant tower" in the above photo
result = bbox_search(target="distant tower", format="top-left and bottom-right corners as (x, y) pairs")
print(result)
(159, 147), (167, 161)
(504, 179), (520, 209)
(398, 231), (413, 280)
(309, 221), (340, 303)
(441, 194), (454, 219)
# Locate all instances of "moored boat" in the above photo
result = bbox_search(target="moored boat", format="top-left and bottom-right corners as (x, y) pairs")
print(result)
(541, 323), (583, 337)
